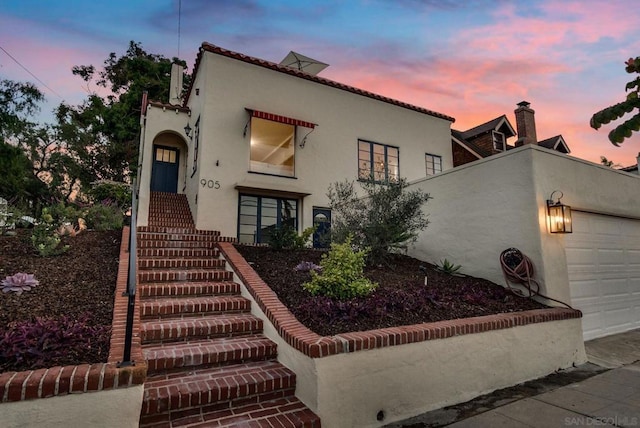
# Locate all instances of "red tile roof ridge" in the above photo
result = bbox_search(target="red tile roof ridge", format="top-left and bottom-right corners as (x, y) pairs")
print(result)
(189, 42), (455, 123)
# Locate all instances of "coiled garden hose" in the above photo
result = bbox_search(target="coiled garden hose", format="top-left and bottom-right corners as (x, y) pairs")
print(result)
(500, 247), (572, 309)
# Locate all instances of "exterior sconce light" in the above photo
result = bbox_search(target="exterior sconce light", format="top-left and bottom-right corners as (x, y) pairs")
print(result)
(547, 190), (572, 233)
(184, 123), (192, 138)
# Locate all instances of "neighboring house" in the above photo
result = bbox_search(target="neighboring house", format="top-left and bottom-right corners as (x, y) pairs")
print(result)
(137, 42), (455, 246)
(620, 153), (639, 174)
(452, 101), (570, 167)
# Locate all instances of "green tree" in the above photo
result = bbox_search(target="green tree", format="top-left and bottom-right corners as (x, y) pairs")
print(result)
(591, 57), (640, 146)
(0, 79), (44, 140)
(0, 141), (47, 208)
(328, 178), (431, 265)
(63, 41), (189, 181)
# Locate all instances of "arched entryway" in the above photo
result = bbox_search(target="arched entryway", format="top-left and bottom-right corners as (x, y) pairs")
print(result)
(149, 133), (188, 194)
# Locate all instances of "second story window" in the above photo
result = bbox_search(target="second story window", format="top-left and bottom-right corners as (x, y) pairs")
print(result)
(425, 153), (442, 176)
(250, 117), (295, 177)
(492, 131), (505, 151)
(358, 140), (399, 182)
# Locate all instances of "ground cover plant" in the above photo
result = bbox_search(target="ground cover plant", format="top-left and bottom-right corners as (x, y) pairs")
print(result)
(235, 245), (547, 337)
(0, 228), (120, 372)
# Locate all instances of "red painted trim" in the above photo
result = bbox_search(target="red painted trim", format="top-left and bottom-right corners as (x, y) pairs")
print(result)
(248, 108), (316, 129)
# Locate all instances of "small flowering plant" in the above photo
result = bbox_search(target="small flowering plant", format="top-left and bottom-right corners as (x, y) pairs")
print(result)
(293, 261), (322, 273)
(1, 273), (39, 295)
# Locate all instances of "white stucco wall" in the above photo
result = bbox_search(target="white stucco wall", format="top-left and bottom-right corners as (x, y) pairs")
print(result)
(313, 318), (585, 427)
(0, 385), (143, 428)
(144, 50), (453, 238)
(409, 145), (640, 305)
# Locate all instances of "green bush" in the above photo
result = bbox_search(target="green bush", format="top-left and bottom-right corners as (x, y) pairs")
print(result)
(31, 208), (69, 256)
(47, 202), (83, 226)
(85, 203), (123, 231)
(328, 177), (431, 265)
(89, 181), (131, 210)
(302, 237), (377, 300)
(268, 225), (315, 250)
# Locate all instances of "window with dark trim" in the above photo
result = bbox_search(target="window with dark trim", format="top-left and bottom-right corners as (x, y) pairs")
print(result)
(238, 194), (298, 244)
(425, 153), (442, 176)
(358, 140), (399, 182)
(492, 130), (505, 151)
(250, 117), (295, 177)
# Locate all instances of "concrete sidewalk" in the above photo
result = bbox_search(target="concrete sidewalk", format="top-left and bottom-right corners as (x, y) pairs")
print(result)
(388, 329), (640, 427)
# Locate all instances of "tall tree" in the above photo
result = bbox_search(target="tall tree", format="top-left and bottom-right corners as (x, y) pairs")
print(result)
(591, 57), (640, 146)
(0, 79), (44, 140)
(63, 41), (189, 181)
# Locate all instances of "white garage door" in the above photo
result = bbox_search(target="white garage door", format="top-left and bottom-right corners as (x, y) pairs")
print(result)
(565, 211), (640, 340)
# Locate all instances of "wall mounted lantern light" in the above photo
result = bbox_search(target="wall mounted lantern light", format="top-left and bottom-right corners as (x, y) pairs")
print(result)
(547, 190), (572, 233)
(184, 123), (192, 138)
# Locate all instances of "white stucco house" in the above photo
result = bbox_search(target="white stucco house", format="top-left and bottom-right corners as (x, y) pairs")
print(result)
(137, 42), (455, 248)
(137, 42), (640, 343)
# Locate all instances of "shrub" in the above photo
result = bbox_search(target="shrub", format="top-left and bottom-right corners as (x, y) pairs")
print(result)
(0, 314), (110, 372)
(268, 225), (315, 250)
(89, 181), (131, 210)
(302, 237), (377, 300)
(31, 208), (69, 256)
(328, 177), (431, 265)
(85, 202), (124, 231)
(47, 202), (84, 227)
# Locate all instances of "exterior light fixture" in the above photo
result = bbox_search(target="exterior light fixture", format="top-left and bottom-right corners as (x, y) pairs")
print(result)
(547, 190), (572, 233)
(184, 123), (192, 138)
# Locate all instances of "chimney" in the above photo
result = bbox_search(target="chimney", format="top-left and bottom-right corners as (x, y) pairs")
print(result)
(514, 101), (537, 147)
(169, 63), (184, 105)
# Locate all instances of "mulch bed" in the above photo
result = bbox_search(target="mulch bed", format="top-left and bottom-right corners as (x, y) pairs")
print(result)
(235, 245), (547, 336)
(1, 228), (121, 371)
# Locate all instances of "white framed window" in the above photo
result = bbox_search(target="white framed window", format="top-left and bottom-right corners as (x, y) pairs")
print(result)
(358, 140), (399, 182)
(425, 153), (442, 176)
(492, 131), (505, 151)
(250, 117), (295, 177)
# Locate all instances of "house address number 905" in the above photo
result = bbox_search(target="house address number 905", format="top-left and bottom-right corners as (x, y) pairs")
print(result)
(200, 179), (221, 189)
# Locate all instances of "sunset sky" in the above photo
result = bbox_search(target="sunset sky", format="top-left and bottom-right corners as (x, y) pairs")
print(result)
(2, 0), (639, 166)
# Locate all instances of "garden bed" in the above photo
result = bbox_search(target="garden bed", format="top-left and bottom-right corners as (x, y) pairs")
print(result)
(0, 228), (121, 372)
(234, 245), (547, 336)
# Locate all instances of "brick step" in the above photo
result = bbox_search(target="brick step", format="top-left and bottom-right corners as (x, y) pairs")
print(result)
(139, 282), (240, 298)
(140, 361), (296, 418)
(138, 258), (226, 270)
(141, 314), (263, 344)
(138, 240), (217, 249)
(146, 223), (195, 229)
(141, 396), (321, 427)
(140, 295), (251, 319)
(138, 248), (220, 259)
(138, 232), (223, 243)
(138, 226), (220, 235)
(139, 269), (233, 283)
(143, 335), (278, 375)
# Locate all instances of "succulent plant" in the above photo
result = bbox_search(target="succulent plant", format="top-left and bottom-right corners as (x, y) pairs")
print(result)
(1, 273), (39, 295)
(293, 261), (322, 273)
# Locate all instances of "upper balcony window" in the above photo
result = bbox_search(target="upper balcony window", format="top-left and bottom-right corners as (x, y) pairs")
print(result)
(358, 140), (399, 182)
(250, 117), (295, 177)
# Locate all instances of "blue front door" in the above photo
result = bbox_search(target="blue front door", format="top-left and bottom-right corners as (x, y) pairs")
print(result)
(151, 145), (179, 193)
(313, 208), (331, 248)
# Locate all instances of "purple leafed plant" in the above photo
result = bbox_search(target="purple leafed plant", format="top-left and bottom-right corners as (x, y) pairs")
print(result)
(1, 273), (39, 295)
(293, 261), (322, 273)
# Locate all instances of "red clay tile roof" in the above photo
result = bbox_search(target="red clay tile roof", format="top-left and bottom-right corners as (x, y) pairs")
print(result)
(184, 42), (455, 123)
(147, 100), (191, 113)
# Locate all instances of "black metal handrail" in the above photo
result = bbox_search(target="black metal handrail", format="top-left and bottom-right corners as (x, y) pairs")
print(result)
(118, 178), (138, 367)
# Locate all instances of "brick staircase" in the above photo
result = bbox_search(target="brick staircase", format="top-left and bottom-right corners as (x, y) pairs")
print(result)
(138, 192), (320, 427)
